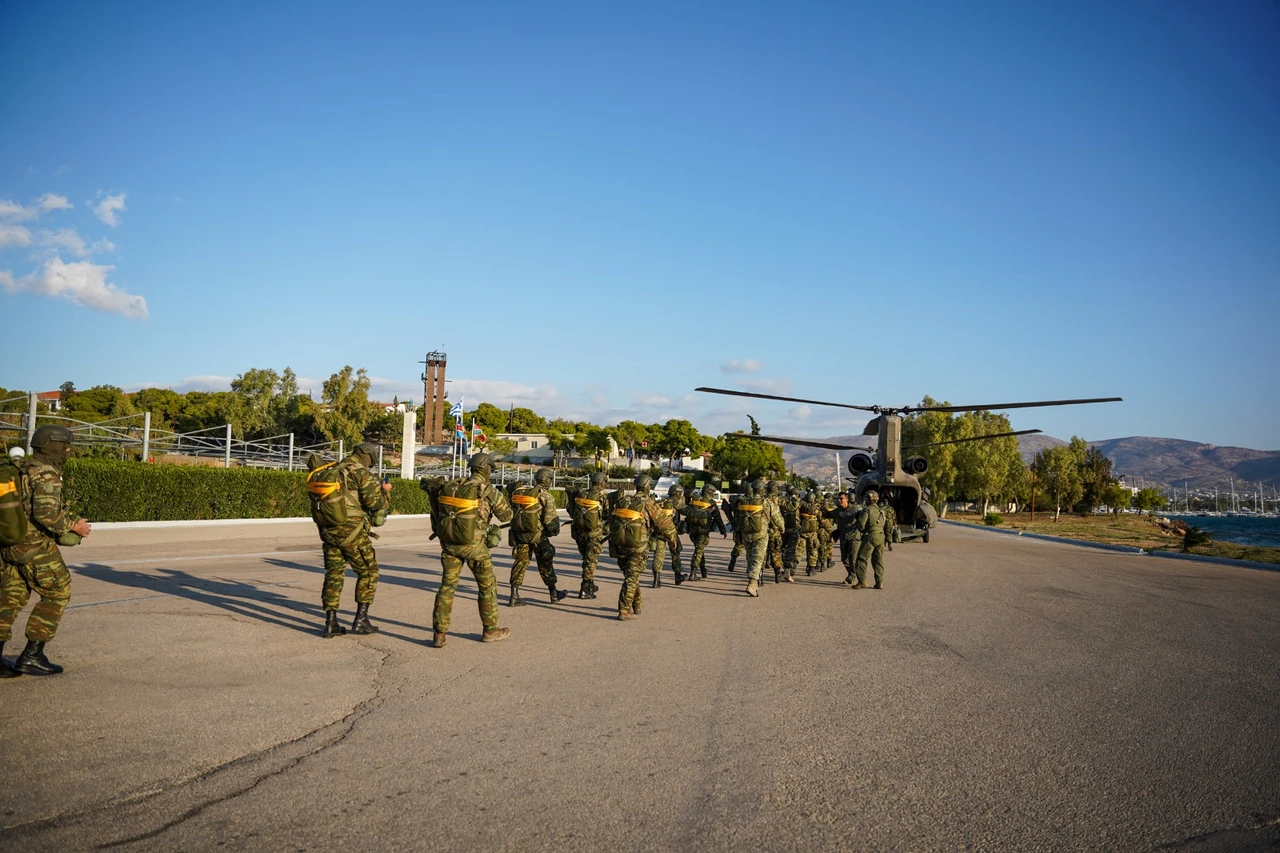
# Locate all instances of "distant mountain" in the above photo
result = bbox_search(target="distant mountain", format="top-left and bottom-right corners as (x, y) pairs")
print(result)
(780, 431), (1280, 492)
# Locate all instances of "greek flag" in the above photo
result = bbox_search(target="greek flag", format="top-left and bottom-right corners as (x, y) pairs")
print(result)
(449, 401), (463, 419)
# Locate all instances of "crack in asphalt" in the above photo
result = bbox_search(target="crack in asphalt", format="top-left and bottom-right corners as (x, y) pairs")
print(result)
(1155, 812), (1280, 851)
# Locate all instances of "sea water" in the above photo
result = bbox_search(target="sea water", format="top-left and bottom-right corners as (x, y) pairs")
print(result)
(1168, 515), (1280, 549)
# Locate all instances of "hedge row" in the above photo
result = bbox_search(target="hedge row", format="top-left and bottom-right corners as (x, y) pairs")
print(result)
(60, 459), (573, 522)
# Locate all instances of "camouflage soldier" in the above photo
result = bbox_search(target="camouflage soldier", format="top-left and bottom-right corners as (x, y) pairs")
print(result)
(679, 488), (727, 579)
(567, 471), (609, 599)
(823, 491), (863, 585)
(796, 490), (822, 575)
(0, 425), (91, 677)
(610, 474), (678, 620)
(737, 480), (784, 598)
(779, 484), (802, 579)
(817, 492), (836, 570)
(853, 490), (895, 589)
(764, 481), (785, 582)
(507, 468), (566, 606)
(422, 453), (513, 647)
(647, 483), (685, 587)
(306, 442), (392, 638)
(726, 485), (744, 573)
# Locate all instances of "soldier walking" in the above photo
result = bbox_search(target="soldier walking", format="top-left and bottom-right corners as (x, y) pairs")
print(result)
(648, 483), (685, 587)
(422, 453), (513, 647)
(823, 491), (862, 585)
(736, 480), (783, 598)
(306, 442), (392, 638)
(817, 492), (836, 570)
(679, 488), (726, 579)
(853, 490), (895, 589)
(796, 490), (822, 575)
(780, 484), (802, 579)
(507, 468), (567, 606)
(609, 475), (678, 621)
(0, 425), (92, 677)
(566, 471), (609, 599)
(764, 482), (786, 582)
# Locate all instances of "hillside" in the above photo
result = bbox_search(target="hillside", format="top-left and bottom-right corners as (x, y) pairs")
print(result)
(780, 432), (1280, 491)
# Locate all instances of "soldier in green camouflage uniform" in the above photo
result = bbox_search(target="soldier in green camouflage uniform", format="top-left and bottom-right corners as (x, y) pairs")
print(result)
(736, 480), (784, 598)
(823, 491), (863, 585)
(796, 490), (822, 575)
(779, 484), (802, 580)
(422, 453), (513, 647)
(853, 490), (895, 589)
(567, 472), (610, 599)
(678, 488), (727, 579)
(726, 486), (744, 573)
(817, 493), (836, 570)
(647, 483), (685, 587)
(507, 468), (566, 606)
(0, 425), (91, 677)
(310, 442), (392, 638)
(764, 482), (785, 581)
(610, 474), (678, 620)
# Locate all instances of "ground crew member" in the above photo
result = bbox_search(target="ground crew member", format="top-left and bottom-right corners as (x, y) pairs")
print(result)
(853, 490), (895, 589)
(648, 483), (685, 586)
(797, 490), (822, 575)
(567, 471), (609, 599)
(422, 453), (513, 647)
(507, 468), (566, 606)
(737, 480), (783, 598)
(307, 442), (392, 638)
(823, 491), (862, 585)
(609, 474), (678, 620)
(679, 488), (726, 579)
(0, 425), (91, 677)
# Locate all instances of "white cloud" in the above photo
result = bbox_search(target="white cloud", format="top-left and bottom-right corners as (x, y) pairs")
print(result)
(2, 257), (148, 319)
(35, 228), (115, 258)
(789, 405), (812, 420)
(37, 194), (71, 213)
(0, 224), (32, 248)
(0, 200), (28, 220)
(741, 377), (793, 395)
(93, 193), (127, 227)
(720, 359), (762, 374)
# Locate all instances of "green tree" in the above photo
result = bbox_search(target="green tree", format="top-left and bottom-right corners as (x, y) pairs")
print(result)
(315, 366), (373, 449)
(1101, 483), (1132, 513)
(652, 419), (705, 468)
(59, 381), (76, 402)
(710, 433), (786, 480)
(230, 367), (281, 438)
(63, 385), (130, 422)
(133, 387), (185, 429)
(507, 406), (546, 434)
(174, 391), (241, 434)
(901, 397), (960, 515)
(575, 425), (613, 464)
(610, 420), (649, 454)
(469, 402), (510, 436)
(1033, 445), (1083, 522)
(1077, 446), (1114, 512)
(952, 411), (1023, 516)
(1134, 487), (1167, 516)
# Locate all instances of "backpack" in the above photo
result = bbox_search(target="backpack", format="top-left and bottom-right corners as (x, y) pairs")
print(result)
(684, 500), (711, 534)
(609, 493), (650, 551)
(434, 478), (483, 547)
(509, 485), (543, 544)
(736, 499), (766, 536)
(572, 490), (605, 536)
(0, 457), (29, 547)
(306, 461), (350, 527)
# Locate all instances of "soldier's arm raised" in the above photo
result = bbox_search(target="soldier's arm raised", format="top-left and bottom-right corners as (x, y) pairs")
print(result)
(29, 467), (78, 538)
(354, 467), (391, 516)
(488, 484), (514, 524)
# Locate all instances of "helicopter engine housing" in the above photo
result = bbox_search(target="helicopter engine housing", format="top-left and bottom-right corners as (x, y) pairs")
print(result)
(904, 456), (928, 475)
(847, 453), (874, 476)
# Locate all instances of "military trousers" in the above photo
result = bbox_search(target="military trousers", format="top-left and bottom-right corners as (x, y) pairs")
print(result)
(797, 530), (820, 570)
(839, 536), (859, 578)
(616, 549), (648, 616)
(855, 541), (887, 587)
(574, 532), (605, 587)
(433, 541), (500, 634)
(0, 540), (71, 643)
(744, 534), (769, 583)
(648, 537), (682, 579)
(818, 529), (834, 566)
(782, 528), (800, 570)
(510, 537), (557, 591)
(767, 530), (784, 572)
(688, 532), (711, 574)
(320, 531), (379, 611)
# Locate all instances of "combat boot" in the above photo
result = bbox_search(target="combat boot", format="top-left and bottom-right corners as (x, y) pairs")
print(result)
(617, 610), (636, 621)
(322, 610), (346, 639)
(481, 627), (511, 643)
(852, 581), (868, 590)
(13, 640), (62, 676)
(674, 570), (686, 585)
(350, 603), (379, 635)
(549, 584), (568, 603)
(651, 572), (661, 589)
(785, 573), (795, 583)
(0, 643), (22, 678)
(577, 582), (590, 600)
(509, 586), (527, 607)
(843, 573), (855, 586)
(827, 559), (834, 568)
(432, 632), (447, 648)
(727, 553), (738, 573)
(745, 579), (759, 598)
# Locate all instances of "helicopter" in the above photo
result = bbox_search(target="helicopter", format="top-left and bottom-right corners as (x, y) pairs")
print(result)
(695, 387), (1122, 543)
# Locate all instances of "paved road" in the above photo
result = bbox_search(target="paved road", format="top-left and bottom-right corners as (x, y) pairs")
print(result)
(1, 518), (1277, 851)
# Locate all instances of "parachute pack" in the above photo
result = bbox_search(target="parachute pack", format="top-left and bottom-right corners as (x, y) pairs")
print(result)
(0, 457), (29, 547)
(736, 501), (766, 536)
(571, 492), (605, 536)
(305, 461), (350, 527)
(433, 479), (483, 547)
(509, 485), (543, 543)
(609, 494), (650, 551)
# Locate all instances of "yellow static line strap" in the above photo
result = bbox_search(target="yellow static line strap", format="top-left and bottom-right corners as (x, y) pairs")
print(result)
(690, 500), (711, 508)
(660, 508), (674, 516)
(575, 498), (601, 509)
(738, 504), (763, 512)
(612, 508), (643, 520)
(439, 495), (479, 510)
(0, 482), (18, 498)
(511, 495), (539, 507)
(801, 513), (817, 519)
(307, 482), (341, 498)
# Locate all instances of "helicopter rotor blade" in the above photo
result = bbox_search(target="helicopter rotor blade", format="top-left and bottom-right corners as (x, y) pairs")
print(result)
(905, 429), (1041, 449)
(695, 387), (880, 413)
(735, 433), (877, 452)
(906, 397), (1122, 414)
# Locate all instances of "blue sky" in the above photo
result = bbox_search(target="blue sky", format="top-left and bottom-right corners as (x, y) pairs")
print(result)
(3, 1), (1277, 449)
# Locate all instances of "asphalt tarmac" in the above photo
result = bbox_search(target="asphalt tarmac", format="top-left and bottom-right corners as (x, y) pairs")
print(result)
(1, 517), (1277, 852)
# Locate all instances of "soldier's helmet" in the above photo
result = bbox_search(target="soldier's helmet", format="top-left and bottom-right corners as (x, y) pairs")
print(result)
(704, 486), (719, 501)
(689, 489), (702, 500)
(668, 484), (683, 497)
(751, 478), (766, 495)
(31, 425), (73, 449)
(767, 482), (779, 495)
(786, 484), (799, 496)
(353, 441), (380, 461)
(866, 490), (880, 503)
(589, 472), (607, 487)
(534, 467), (553, 487)
(469, 452), (495, 472)
(634, 474), (652, 493)
(804, 490), (815, 501)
